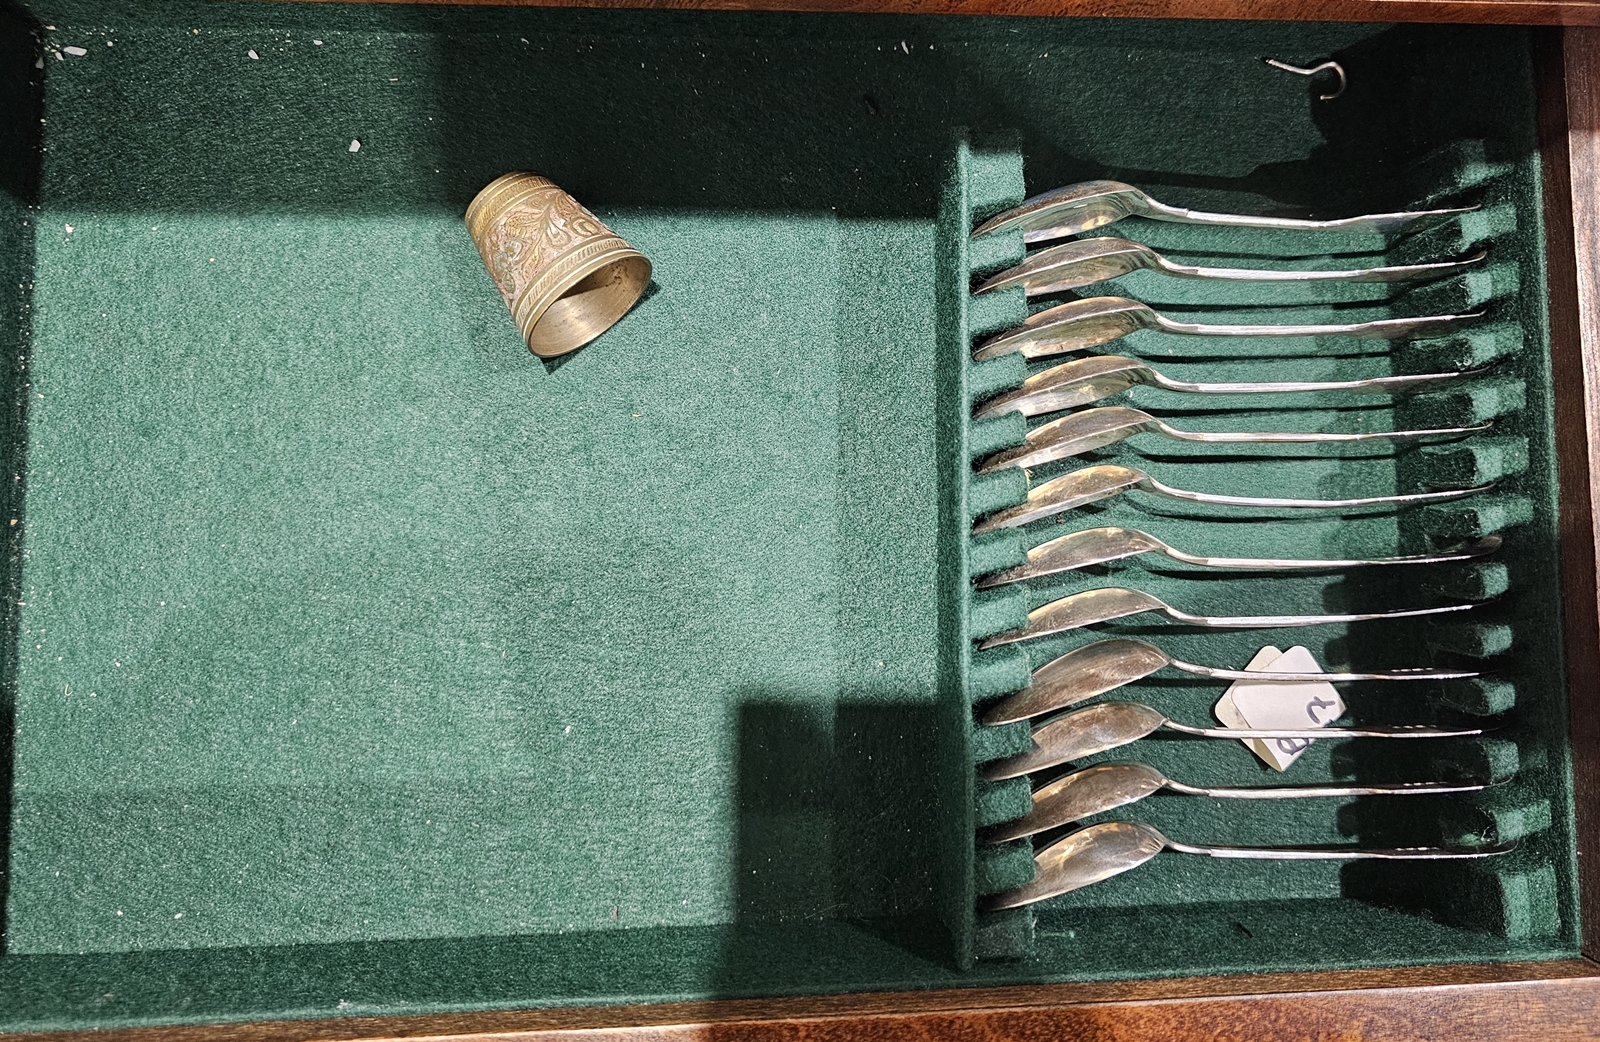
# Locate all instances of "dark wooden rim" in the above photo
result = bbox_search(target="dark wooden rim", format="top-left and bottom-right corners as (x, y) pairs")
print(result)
(9, 18), (1599, 1042)
(1540, 22), (1600, 965)
(7, 959), (1598, 1041)
(286, 0), (1600, 28)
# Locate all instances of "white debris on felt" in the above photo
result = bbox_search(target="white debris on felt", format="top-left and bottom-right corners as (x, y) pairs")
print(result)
(247, 49), (259, 59)
(313, 39), (323, 45)
(348, 139), (361, 152)
(62, 45), (86, 56)
(106, 40), (113, 46)
(899, 40), (909, 53)
(63, 224), (73, 234)
(34, 57), (42, 68)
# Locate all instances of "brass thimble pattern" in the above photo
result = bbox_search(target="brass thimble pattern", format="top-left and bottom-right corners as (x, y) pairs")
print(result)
(465, 173), (651, 358)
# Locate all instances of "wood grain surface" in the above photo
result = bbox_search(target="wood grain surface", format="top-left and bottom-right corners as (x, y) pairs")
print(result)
(10, 16), (1600, 1042)
(1541, 23), (1600, 964)
(289, 0), (1600, 27)
(12, 960), (1600, 1042)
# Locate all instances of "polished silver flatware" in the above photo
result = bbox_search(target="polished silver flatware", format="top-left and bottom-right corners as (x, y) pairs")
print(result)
(977, 528), (1500, 588)
(985, 761), (1492, 844)
(982, 820), (1515, 909)
(974, 238), (1487, 297)
(977, 587), (1472, 650)
(980, 638), (1479, 727)
(971, 464), (1491, 534)
(970, 180), (1476, 244)
(973, 297), (1480, 362)
(976, 406), (1485, 474)
(973, 355), (1491, 421)
(980, 701), (1486, 782)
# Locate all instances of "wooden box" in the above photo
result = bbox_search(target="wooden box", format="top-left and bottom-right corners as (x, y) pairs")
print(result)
(0, 0), (1597, 1037)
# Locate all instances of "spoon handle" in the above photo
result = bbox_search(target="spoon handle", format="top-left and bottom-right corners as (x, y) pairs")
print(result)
(1161, 721), (1485, 739)
(1153, 421), (1486, 445)
(1152, 311), (1478, 340)
(1161, 779), (1489, 799)
(1156, 252), (1486, 284)
(1143, 474), (1492, 511)
(1163, 601), (1474, 628)
(1142, 199), (1476, 234)
(1168, 659), (1480, 681)
(1159, 537), (1500, 571)
(1163, 838), (1518, 860)
(1155, 367), (1486, 397)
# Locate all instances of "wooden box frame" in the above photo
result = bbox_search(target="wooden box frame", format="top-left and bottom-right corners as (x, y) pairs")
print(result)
(10, 4), (1600, 1039)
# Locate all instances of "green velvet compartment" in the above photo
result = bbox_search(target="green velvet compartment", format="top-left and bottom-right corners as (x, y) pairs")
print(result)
(0, 0), (1581, 1030)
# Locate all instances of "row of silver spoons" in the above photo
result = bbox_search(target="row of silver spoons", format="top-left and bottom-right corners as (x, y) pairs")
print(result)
(967, 182), (1512, 908)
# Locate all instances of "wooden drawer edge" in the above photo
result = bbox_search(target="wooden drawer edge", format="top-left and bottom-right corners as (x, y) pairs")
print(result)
(278, 0), (1600, 29)
(7, 959), (1597, 1042)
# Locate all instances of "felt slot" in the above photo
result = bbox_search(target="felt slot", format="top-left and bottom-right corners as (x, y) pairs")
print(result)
(959, 119), (1571, 948)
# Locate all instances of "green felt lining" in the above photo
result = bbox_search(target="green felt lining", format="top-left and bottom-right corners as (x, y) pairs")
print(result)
(959, 33), (1577, 957)
(0, 1), (1583, 1029)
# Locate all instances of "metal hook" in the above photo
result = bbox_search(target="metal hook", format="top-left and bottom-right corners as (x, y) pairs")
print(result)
(1264, 57), (1347, 101)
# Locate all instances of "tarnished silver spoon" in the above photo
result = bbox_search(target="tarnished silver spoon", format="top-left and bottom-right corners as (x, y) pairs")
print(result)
(971, 464), (1491, 534)
(970, 180), (1475, 244)
(985, 761), (1492, 844)
(973, 355), (1491, 421)
(976, 407), (1485, 474)
(980, 638), (1478, 728)
(974, 238), (1487, 296)
(978, 588), (1473, 650)
(982, 820), (1515, 910)
(977, 528), (1501, 588)
(973, 296), (1480, 363)
(980, 701), (1487, 782)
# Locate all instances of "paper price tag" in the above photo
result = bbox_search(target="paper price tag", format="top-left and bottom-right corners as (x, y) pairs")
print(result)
(1214, 645), (1345, 772)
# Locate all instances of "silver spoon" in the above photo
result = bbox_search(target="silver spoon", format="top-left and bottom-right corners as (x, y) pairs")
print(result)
(977, 587), (1472, 650)
(976, 407), (1485, 474)
(980, 638), (1479, 728)
(973, 297), (1481, 362)
(982, 820), (1515, 910)
(986, 761), (1493, 844)
(971, 464), (1492, 534)
(973, 355), (1491, 421)
(980, 701), (1487, 782)
(974, 238), (1488, 297)
(970, 180), (1476, 244)
(978, 528), (1501, 589)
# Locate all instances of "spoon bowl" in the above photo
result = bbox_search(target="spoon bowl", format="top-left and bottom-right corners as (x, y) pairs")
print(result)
(986, 821), (1168, 908)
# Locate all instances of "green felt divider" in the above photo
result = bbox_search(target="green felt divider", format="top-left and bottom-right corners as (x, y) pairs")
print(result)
(0, 0), (1583, 1029)
(960, 25), (1578, 959)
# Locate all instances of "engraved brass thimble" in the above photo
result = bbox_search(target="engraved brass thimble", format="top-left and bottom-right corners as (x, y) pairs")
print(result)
(465, 173), (651, 358)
